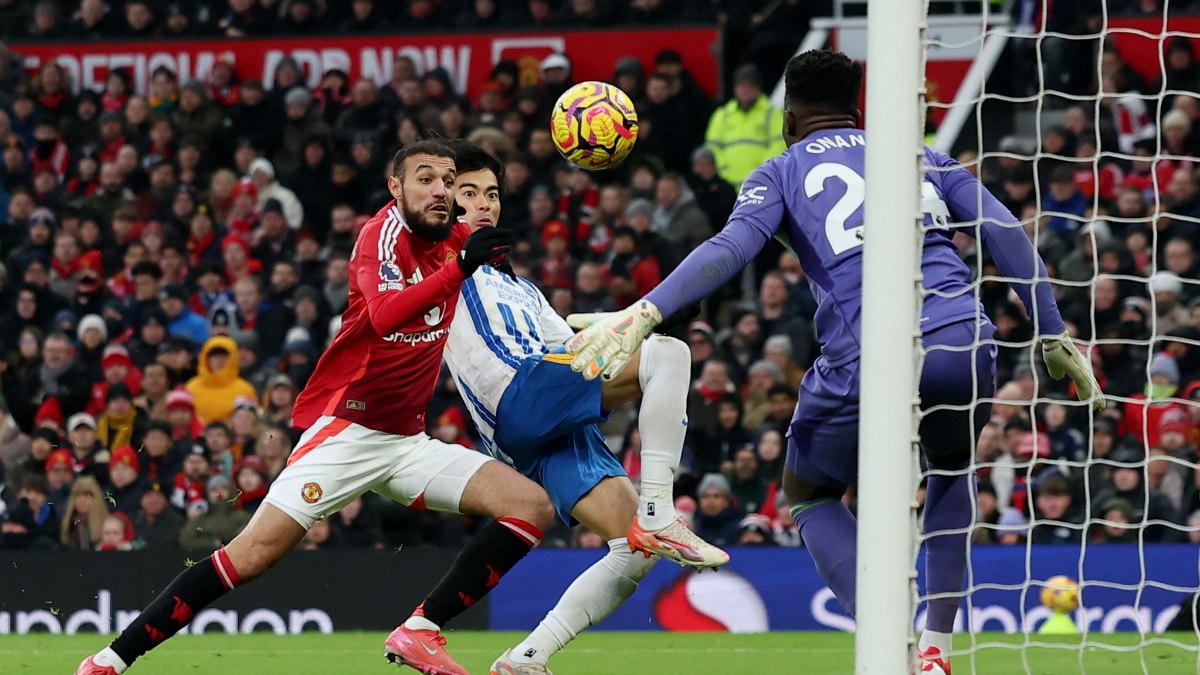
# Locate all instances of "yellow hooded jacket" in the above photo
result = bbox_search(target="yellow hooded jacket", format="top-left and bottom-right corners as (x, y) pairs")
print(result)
(186, 335), (258, 424)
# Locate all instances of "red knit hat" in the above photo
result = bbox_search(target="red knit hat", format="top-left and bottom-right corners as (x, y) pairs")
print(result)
(231, 177), (257, 200)
(101, 344), (134, 371)
(34, 397), (64, 429)
(45, 449), (75, 473)
(166, 388), (195, 411)
(111, 445), (140, 473)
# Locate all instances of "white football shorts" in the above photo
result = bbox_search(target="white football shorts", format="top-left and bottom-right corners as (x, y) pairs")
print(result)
(265, 415), (493, 529)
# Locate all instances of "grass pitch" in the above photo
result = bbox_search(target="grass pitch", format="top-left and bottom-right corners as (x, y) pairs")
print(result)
(3, 631), (1196, 674)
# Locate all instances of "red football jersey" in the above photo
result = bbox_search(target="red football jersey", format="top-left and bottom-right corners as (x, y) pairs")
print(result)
(293, 200), (469, 436)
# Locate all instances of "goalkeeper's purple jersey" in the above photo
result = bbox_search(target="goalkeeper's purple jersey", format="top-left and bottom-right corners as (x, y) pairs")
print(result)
(645, 128), (1065, 368)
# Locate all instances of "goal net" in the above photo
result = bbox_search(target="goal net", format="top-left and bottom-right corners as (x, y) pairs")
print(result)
(908, 0), (1200, 672)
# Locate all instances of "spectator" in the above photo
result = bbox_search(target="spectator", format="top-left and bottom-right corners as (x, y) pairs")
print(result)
(106, 445), (144, 517)
(688, 359), (735, 437)
(6, 425), (52, 496)
(652, 172), (710, 252)
(204, 421), (235, 478)
(59, 476), (107, 550)
(704, 64), (784, 187)
(1150, 271), (1191, 334)
(759, 274), (813, 370)
(741, 360), (782, 430)
(1120, 352), (1186, 449)
(44, 447), (74, 507)
(96, 382), (146, 453)
(253, 423), (292, 482)
(1153, 37), (1200, 112)
(160, 283), (209, 347)
(693, 472), (742, 547)
(1031, 474), (1083, 544)
(157, 336), (196, 387)
(1095, 446), (1180, 542)
(129, 309), (170, 371)
(330, 495), (385, 549)
(219, 0), (270, 36)
(756, 428), (785, 486)
(758, 384), (797, 438)
(178, 474), (250, 551)
(737, 513), (776, 546)
(729, 446), (767, 514)
(66, 412), (109, 486)
(718, 310), (763, 383)
(1094, 497), (1137, 543)
(171, 445), (211, 515)
(263, 373), (297, 426)
(232, 454), (269, 514)
(132, 480), (183, 550)
(690, 393), (750, 477)
(30, 332), (91, 418)
(341, 0), (388, 32)
(1, 490), (58, 550)
(96, 512), (134, 551)
(1148, 445), (1188, 516)
(172, 80), (223, 150)
(248, 157), (304, 230)
(0, 397), (30, 483)
(185, 335), (257, 424)
(689, 146), (736, 230)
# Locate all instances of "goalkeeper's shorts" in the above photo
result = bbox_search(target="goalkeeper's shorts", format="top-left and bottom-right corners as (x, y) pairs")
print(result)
(786, 319), (997, 488)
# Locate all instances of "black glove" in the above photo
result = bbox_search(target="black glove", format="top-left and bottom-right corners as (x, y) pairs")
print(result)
(458, 227), (514, 275)
(491, 257), (518, 280)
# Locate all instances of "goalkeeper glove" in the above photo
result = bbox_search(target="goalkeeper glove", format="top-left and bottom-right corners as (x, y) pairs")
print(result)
(565, 299), (663, 381)
(1041, 332), (1104, 411)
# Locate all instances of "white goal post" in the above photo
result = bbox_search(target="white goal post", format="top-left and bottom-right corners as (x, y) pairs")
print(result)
(856, 1), (925, 673)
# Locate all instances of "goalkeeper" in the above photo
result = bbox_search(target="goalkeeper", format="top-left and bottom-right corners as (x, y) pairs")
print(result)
(566, 50), (1102, 675)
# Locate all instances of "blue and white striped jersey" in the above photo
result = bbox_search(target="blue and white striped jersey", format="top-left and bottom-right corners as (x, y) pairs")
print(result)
(444, 264), (574, 461)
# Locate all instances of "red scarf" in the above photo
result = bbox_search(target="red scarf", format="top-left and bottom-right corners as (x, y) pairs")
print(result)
(187, 231), (216, 267)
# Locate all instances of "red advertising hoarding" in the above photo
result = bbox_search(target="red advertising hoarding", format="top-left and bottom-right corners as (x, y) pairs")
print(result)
(14, 27), (720, 99)
(1108, 17), (1199, 87)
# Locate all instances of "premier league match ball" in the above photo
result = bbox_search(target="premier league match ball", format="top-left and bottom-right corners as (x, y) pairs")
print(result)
(550, 81), (639, 171)
(1040, 575), (1080, 614)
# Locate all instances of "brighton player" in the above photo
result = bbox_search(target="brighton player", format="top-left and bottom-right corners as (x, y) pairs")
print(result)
(393, 141), (726, 675)
(566, 51), (1102, 674)
(78, 141), (557, 675)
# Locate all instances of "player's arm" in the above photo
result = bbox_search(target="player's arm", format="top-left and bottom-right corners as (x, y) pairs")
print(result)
(566, 165), (784, 380)
(358, 223), (511, 337)
(931, 151), (1102, 409)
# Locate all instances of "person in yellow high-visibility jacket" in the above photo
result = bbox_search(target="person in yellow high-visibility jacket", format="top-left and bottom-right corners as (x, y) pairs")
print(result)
(703, 64), (786, 187)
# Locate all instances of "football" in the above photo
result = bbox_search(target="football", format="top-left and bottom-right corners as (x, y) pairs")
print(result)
(1040, 575), (1080, 614)
(550, 81), (639, 171)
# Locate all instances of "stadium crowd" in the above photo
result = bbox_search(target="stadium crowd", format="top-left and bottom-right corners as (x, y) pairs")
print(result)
(0, 0), (1198, 558)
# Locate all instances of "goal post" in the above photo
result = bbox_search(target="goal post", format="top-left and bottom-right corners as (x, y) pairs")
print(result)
(856, 0), (926, 672)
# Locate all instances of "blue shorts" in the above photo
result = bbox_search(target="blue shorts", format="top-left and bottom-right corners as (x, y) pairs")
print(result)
(495, 353), (626, 525)
(786, 320), (997, 488)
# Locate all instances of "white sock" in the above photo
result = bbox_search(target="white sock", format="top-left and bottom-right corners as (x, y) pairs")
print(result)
(94, 647), (128, 673)
(403, 615), (440, 632)
(919, 629), (953, 655)
(635, 335), (690, 530)
(509, 537), (655, 665)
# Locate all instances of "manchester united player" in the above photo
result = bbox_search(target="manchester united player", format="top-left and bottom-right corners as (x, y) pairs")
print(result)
(78, 140), (556, 675)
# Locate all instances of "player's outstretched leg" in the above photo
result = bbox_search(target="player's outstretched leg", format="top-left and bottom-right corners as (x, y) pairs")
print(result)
(493, 477), (655, 674)
(387, 462), (554, 675)
(601, 335), (729, 568)
(783, 452), (858, 616)
(914, 323), (995, 675)
(77, 504), (306, 674)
